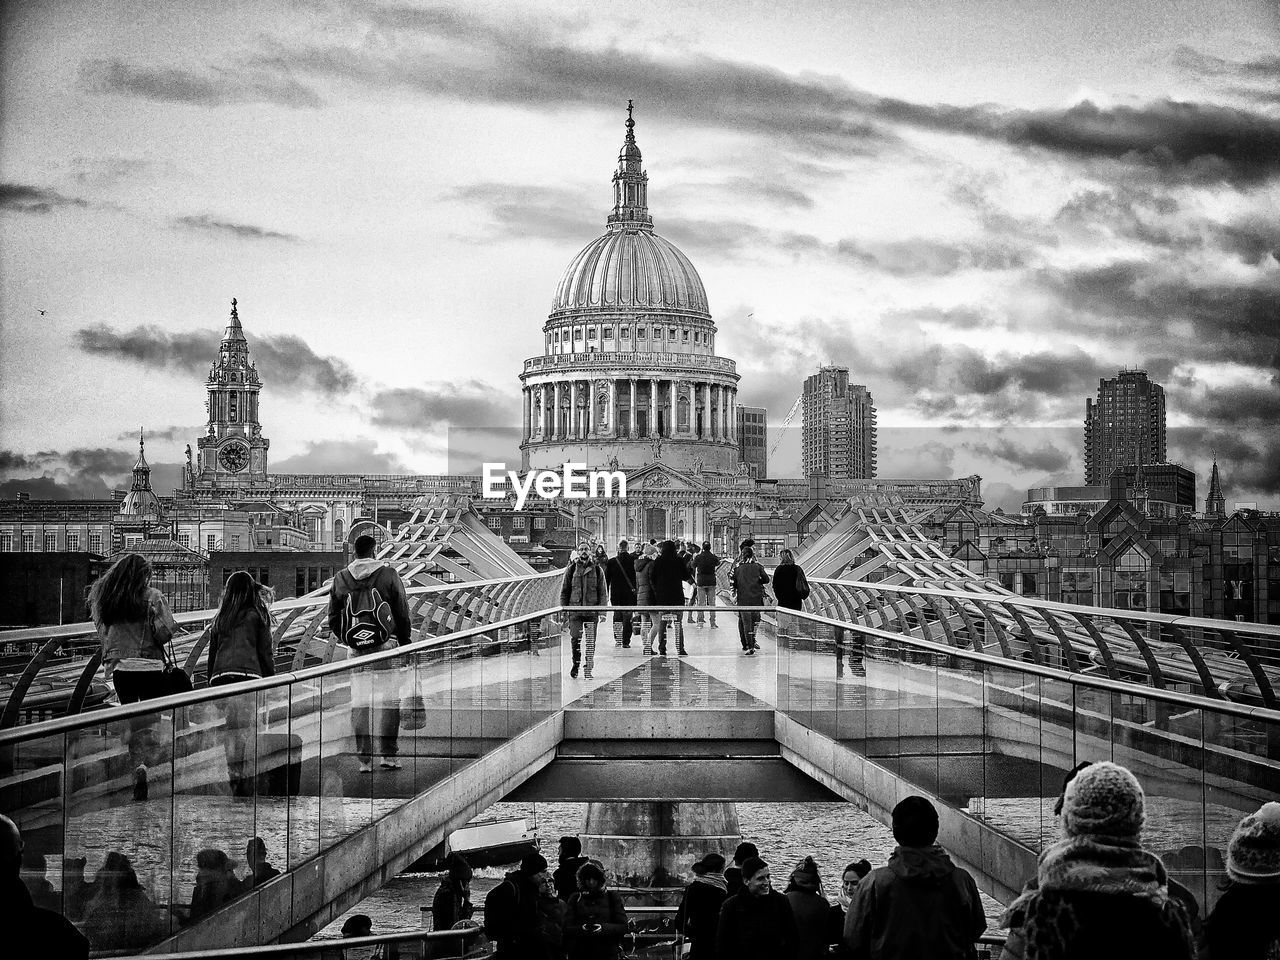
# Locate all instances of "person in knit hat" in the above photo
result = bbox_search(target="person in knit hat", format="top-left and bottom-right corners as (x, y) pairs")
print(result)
(784, 855), (831, 960)
(846, 796), (985, 959)
(675, 853), (728, 960)
(484, 852), (551, 958)
(999, 761), (1195, 960)
(1200, 801), (1280, 959)
(716, 857), (797, 960)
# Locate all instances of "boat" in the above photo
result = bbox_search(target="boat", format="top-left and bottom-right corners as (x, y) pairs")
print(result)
(420, 816), (540, 871)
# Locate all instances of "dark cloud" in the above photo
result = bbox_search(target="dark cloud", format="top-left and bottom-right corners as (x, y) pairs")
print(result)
(74, 324), (356, 396)
(0, 450), (54, 470)
(878, 440), (956, 478)
(1173, 46), (1280, 107)
(370, 383), (517, 432)
(665, 177), (815, 210)
(65, 448), (136, 474)
(447, 183), (598, 243)
(116, 426), (200, 442)
(0, 182), (90, 214)
(80, 57), (322, 109)
(0, 476), (114, 500)
(172, 214), (300, 242)
(271, 439), (409, 473)
(967, 437), (1073, 473)
(0, 446), (184, 500)
(834, 237), (1028, 276)
(1169, 426), (1280, 497)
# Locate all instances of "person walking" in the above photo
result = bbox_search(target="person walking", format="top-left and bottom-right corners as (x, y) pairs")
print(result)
(553, 836), (592, 902)
(2, 814), (90, 960)
(691, 542), (722, 627)
(327, 534), (412, 774)
(561, 543), (607, 679)
(998, 762), (1194, 960)
(89, 552), (179, 799)
(678, 541), (699, 624)
(846, 796), (986, 960)
(205, 570), (276, 794)
(785, 856), (832, 960)
(634, 543), (659, 656)
(650, 539), (691, 656)
(1200, 801), (1280, 959)
(716, 857), (797, 960)
(675, 853), (729, 960)
(564, 862), (628, 960)
(772, 549), (811, 611)
(605, 540), (637, 650)
(730, 549), (770, 655)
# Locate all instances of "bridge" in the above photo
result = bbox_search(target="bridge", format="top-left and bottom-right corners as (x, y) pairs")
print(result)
(3, 497), (1279, 955)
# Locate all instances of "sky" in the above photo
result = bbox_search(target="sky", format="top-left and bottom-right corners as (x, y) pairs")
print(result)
(1, 0), (1278, 512)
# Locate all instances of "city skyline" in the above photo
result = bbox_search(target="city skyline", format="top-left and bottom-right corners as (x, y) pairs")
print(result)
(2, 0), (1278, 511)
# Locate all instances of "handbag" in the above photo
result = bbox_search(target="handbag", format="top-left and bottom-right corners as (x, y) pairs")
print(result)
(795, 567), (811, 601)
(152, 603), (192, 697)
(402, 692), (427, 730)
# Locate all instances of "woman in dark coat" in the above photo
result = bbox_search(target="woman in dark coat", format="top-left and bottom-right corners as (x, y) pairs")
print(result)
(649, 540), (691, 656)
(771, 549), (810, 611)
(676, 853), (729, 959)
(783, 856), (831, 960)
(564, 862), (628, 960)
(634, 543), (659, 655)
(431, 853), (474, 948)
(1200, 802), (1280, 959)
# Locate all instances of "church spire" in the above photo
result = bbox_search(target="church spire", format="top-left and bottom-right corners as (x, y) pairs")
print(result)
(1206, 457), (1226, 519)
(607, 99), (652, 230)
(223, 297), (246, 343)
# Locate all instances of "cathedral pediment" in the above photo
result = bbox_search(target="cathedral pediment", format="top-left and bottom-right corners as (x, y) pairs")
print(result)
(628, 461), (706, 492)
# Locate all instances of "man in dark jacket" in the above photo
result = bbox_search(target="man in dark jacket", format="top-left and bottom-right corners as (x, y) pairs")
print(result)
(485, 853), (550, 959)
(725, 841), (759, 898)
(3, 814), (90, 960)
(730, 549), (770, 654)
(561, 544), (607, 678)
(649, 540), (691, 656)
(553, 836), (592, 901)
(845, 796), (985, 960)
(605, 540), (637, 649)
(716, 856), (797, 960)
(690, 542), (721, 627)
(327, 534), (412, 773)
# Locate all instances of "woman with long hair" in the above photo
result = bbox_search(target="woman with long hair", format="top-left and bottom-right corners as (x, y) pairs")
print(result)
(205, 571), (275, 795)
(90, 552), (176, 692)
(772, 548), (810, 612)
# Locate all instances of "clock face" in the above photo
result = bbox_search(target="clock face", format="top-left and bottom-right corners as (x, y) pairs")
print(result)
(219, 442), (250, 472)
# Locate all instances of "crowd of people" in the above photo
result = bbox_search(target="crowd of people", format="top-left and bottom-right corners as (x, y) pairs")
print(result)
(560, 537), (811, 675)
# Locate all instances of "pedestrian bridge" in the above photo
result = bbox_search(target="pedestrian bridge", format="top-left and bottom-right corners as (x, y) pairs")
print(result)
(3, 575), (1278, 956)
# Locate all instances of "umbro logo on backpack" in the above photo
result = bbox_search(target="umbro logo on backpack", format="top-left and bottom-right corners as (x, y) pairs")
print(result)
(342, 577), (395, 652)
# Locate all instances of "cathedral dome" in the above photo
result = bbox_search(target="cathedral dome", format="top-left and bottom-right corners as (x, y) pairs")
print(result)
(551, 227), (709, 318)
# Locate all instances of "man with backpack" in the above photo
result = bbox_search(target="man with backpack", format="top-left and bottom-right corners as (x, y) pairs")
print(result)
(484, 852), (550, 958)
(327, 534), (412, 774)
(605, 540), (637, 649)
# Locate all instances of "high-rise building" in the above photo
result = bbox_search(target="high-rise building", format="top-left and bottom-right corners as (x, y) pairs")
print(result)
(736, 406), (768, 478)
(1084, 370), (1166, 485)
(802, 367), (877, 479)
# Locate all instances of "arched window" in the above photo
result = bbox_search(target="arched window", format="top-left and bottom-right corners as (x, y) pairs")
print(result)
(677, 396), (690, 429)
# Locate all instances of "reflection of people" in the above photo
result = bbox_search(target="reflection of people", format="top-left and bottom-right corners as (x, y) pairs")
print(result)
(188, 849), (241, 921)
(243, 837), (280, 889)
(2, 814), (89, 959)
(82, 851), (166, 952)
(328, 535), (411, 773)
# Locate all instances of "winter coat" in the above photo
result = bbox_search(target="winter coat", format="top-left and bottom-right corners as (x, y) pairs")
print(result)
(431, 876), (474, 933)
(676, 877), (729, 960)
(691, 551), (722, 587)
(845, 844), (986, 960)
(7, 878), (89, 960)
(327, 559), (412, 653)
(100, 587), (176, 677)
(533, 894), (569, 960)
(485, 870), (542, 957)
(605, 553), (638, 606)
(554, 856), (592, 901)
(1200, 882), (1280, 960)
(207, 608), (275, 680)
(772, 562), (809, 611)
(716, 889), (798, 960)
(786, 887), (834, 960)
(634, 557), (655, 606)
(649, 543), (691, 606)
(561, 558), (607, 608)
(188, 866), (240, 921)
(731, 562), (770, 606)
(564, 889), (627, 960)
(82, 885), (166, 952)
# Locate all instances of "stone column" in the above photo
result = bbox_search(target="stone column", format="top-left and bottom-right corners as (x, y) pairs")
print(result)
(608, 380), (618, 438)
(587, 381), (596, 436)
(542, 384), (550, 437)
(571, 381), (581, 438)
(629, 379), (637, 437)
(554, 381), (564, 439)
(650, 378), (658, 438)
(720, 386), (729, 441)
(702, 382), (710, 439)
(522, 387), (531, 442)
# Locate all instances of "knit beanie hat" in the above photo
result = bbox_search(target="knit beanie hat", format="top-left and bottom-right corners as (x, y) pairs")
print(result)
(520, 852), (549, 875)
(740, 856), (768, 880)
(733, 841), (759, 864)
(1060, 761), (1145, 840)
(1227, 802), (1280, 884)
(789, 856), (821, 891)
(699, 852), (726, 873)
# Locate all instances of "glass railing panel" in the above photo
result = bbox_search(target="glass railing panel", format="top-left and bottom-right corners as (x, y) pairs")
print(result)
(367, 653), (415, 821)
(478, 630), (506, 755)
(779, 609), (814, 730)
(254, 681), (295, 881)
(65, 707), (177, 954)
(10, 728), (69, 921)
(975, 660), (1034, 843)
(287, 679), (320, 870)
(776, 608), (796, 718)
(832, 623), (869, 751)
(862, 633), (904, 776)
(317, 668), (364, 853)
(1035, 675), (1077, 850)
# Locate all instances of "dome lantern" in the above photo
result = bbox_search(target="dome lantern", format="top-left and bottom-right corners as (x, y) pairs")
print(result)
(608, 99), (652, 231)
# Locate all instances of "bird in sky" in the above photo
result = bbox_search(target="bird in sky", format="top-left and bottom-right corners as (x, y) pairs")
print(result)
(38, 309), (46, 316)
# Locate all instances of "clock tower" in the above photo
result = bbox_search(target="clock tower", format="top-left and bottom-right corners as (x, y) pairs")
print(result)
(195, 298), (270, 487)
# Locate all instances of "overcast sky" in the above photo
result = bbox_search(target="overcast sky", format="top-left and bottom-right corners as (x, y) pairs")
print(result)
(1, 0), (1278, 511)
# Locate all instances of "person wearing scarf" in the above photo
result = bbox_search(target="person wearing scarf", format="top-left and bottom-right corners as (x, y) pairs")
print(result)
(829, 859), (871, 959)
(676, 853), (729, 959)
(999, 761), (1196, 960)
(785, 856), (833, 960)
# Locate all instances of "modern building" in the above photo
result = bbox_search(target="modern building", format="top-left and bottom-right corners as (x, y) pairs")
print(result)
(1025, 462), (1195, 519)
(207, 550), (346, 607)
(1084, 369), (1166, 485)
(736, 405), (767, 478)
(801, 366), (877, 479)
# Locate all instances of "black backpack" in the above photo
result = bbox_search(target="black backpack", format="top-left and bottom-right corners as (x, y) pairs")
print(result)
(341, 572), (395, 651)
(483, 876), (522, 946)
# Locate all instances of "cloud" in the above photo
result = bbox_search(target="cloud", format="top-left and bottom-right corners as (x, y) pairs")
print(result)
(1168, 426), (1280, 497)
(80, 57), (322, 109)
(0, 446), (184, 500)
(74, 324), (356, 396)
(967, 437), (1073, 473)
(0, 182), (90, 214)
(1173, 46), (1280, 106)
(117, 426), (201, 442)
(271, 439), (408, 473)
(834, 237), (1029, 276)
(0, 450), (56, 470)
(65, 448), (136, 474)
(879, 440), (956, 478)
(447, 183), (598, 244)
(172, 214), (300, 242)
(370, 383), (518, 432)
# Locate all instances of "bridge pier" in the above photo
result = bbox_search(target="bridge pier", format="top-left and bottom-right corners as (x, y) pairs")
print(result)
(583, 801), (741, 886)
